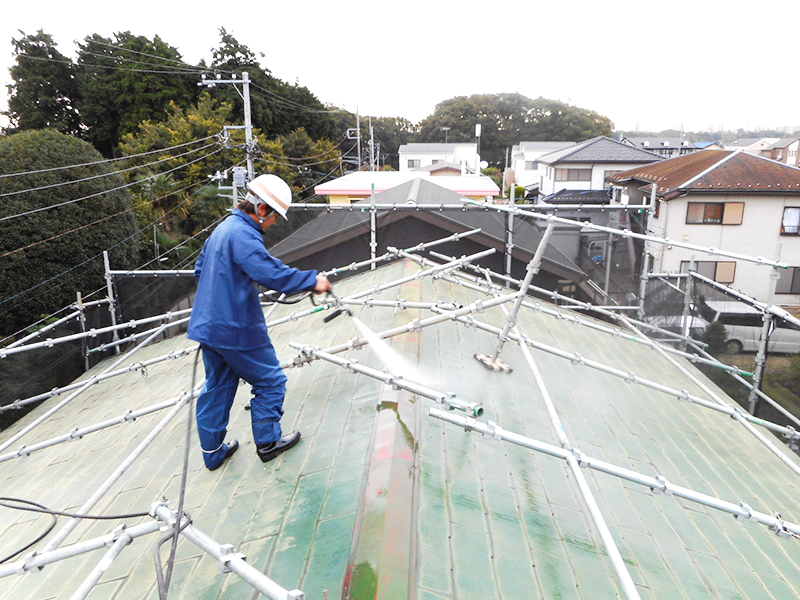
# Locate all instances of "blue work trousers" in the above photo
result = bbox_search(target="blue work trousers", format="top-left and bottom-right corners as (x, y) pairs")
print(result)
(196, 341), (287, 469)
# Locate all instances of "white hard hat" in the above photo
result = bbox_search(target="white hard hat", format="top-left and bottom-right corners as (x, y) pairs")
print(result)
(247, 174), (292, 220)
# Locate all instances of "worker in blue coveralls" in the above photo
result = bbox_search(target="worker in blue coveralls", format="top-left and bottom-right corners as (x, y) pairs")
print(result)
(188, 174), (331, 471)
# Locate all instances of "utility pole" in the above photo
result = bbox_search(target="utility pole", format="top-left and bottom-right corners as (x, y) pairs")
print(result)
(369, 116), (375, 172)
(356, 110), (362, 171)
(199, 72), (255, 181)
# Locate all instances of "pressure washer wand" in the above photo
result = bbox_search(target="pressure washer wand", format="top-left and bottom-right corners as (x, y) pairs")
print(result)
(322, 289), (353, 323)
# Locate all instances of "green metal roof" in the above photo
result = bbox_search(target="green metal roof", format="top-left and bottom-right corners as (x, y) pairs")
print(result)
(1, 258), (799, 599)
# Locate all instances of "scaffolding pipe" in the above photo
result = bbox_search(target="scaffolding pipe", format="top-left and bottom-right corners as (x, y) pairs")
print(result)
(0, 520), (162, 578)
(492, 221), (555, 362)
(87, 316), (191, 355)
(103, 251), (121, 354)
(107, 269), (194, 277)
(0, 324), (175, 453)
(284, 289), (522, 369)
(0, 310), (192, 358)
(435, 271), (750, 378)
(482, 274), (640, 599)
(3, 310), (81, 350)
(0, 346), (196, 414)
(467, 200), (791, 269)
(688, 269), (800, 328)
(152, 504), (305, 600)
(617, 315), (800, 477)
(289, 344), (483, 417)
(287, 202), (652, 212)
(68, 530), (133, 600)
(321, 228), (482, 277)
(687, 340), (800, 430)
(427, 250), (704, 347)
(339, 299), (459, 311)
(0, 395), (183, 464)
(437, 310), (800, 443)
(41, 387), (197, 553)
(267, 249), (496, 330)
(428, 409), (800, 539)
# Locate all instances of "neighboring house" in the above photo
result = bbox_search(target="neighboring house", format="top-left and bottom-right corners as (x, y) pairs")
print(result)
(537, 136), (663, 197)
(722, 137), (780, 154)
(607, 150), (800, 306)
(620, 136), (701, 158)
(509, 141), (577, 190)
(314, 171), (500, 204)
(695, 141), (724, 150)
(761, 137), (800, 167)
(398, 143), (478, 173)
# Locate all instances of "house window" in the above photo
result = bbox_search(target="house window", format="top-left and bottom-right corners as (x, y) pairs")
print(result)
(525, 161), (537, 170)
(407, 159), (420, 168)
(431, 159), (442, 165)
(777, 267), (800, 293)
(555, 168), (591, 181)
(781, 207), (800, 235)
(686, 202), (744, 225)
(680, 260), (736, 284)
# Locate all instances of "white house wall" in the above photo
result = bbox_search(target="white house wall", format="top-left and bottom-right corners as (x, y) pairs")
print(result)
(649, 193), (800, 305)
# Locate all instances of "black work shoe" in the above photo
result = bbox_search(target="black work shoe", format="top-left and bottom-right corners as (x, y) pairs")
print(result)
(208, 439), (239, 471)
(256, 431), (301, 463)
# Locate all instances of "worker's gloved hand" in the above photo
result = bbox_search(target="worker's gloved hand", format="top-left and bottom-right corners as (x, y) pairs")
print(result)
(314, 275), (332, 293)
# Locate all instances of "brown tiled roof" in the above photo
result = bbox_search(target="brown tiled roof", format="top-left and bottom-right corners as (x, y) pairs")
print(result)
(607, 150), (800, 198)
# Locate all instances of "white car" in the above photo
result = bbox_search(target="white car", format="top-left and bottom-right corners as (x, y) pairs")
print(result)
(698, 300), (800, 354)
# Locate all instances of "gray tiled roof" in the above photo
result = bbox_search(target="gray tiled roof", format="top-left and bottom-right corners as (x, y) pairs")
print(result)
(1, 259), (799, 599)
(539, 137), (664, 165)
(271, 179), (584, 277)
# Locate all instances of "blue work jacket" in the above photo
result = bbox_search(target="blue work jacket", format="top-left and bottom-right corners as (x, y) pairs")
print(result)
(187, 209), (318, 349)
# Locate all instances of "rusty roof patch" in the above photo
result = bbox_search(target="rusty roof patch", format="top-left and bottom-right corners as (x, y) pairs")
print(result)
(607, 150), (800, 198)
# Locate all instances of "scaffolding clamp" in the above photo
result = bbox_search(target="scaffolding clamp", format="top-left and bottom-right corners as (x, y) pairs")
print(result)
(735, 502), (756, 522)
(653, 475), (673, 495)
(569, 448), (589, 467)
(625, 372), (637, 384)
(570, 353), (585, 366)
(678, 389), (690, 402)
(287, 590), (306, 600)
(218, 543), (247, 573)
(17, 551), (42, 574)
(16, 445), (30, 458)
(473, 299), (485, 313)
(483, 420), (504, 441)
(123, 409), (136, 423)
(69, 427), (83, 440)
(783, 425), (798, 441)
(106, 524), (128, 547)
(771, 513), (798, 539)
(408, 318), (422, 332)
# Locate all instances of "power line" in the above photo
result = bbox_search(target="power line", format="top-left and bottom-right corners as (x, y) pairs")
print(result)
(0, 147), (223, 223)
(13, 53), (202, 75)
(0, 179), (203, 261)
(0, 141), (219, 199)
(0, 135), (218, 180)
(0, 179), (213, 314)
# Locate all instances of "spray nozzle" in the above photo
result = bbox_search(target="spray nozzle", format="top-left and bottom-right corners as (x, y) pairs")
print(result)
(320, 289), (352, 323)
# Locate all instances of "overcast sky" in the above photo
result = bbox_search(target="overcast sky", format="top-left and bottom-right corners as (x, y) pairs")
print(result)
(3, 0), (799, 134)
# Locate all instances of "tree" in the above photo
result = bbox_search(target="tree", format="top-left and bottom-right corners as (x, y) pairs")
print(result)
(208, 28), (336, 141)
(119, 92), (247, 193)
(4, 30), (81, 135)
(275, 128), (341, 199)
(0, 130), (139, 336)
(76, 32), (198, 156)
(330, 111), (417, 170)
(416, 93), (614, 167)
